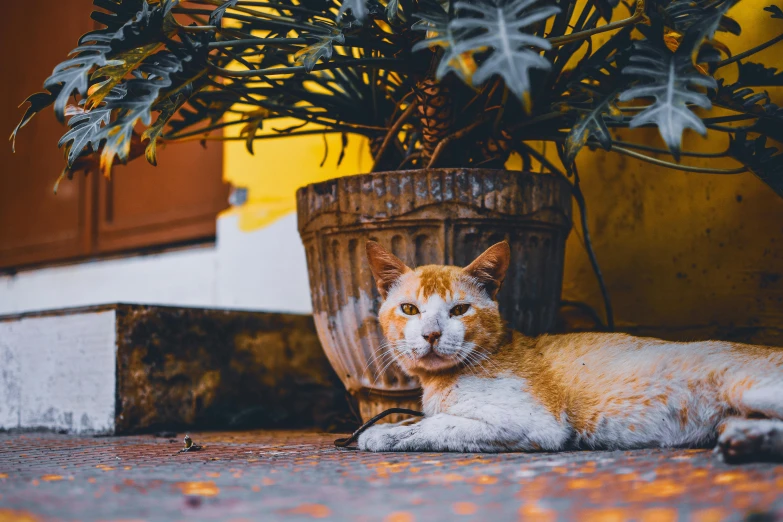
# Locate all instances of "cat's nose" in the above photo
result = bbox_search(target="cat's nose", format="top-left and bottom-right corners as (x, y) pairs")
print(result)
(423, 331), (441, 345)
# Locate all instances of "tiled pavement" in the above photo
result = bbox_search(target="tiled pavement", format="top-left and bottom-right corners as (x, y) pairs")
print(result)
(0, 431), (781, 521)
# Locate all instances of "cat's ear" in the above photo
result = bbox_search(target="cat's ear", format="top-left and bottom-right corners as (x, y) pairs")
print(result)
(463, 241), (511, 299)
(366, 241), (411, 299)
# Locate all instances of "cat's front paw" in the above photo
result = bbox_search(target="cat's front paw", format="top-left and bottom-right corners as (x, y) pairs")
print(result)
(357, 424), (415, 452)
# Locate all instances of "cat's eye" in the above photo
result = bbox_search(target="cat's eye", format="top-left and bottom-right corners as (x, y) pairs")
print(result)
(400, 303), (420, 315)
(450, 304), (470, 317)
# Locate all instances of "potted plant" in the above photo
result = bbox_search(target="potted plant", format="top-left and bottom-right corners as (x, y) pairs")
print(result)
(14, 0), (783, 420)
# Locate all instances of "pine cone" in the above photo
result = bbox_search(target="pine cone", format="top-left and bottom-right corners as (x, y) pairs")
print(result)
(474, 128), (513, 167)
(415, 78), (454, 160)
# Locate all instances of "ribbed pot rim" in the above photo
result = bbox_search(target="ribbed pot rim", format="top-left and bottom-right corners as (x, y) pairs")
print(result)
(295, 167), (572, 196)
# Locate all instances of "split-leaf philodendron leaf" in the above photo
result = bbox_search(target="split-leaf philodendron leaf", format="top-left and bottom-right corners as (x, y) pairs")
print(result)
(339, 0), (369, 21)
(446, 0), (560, 111)
(295, 30), (345, 73)
(11, 0), (783, 200)
(412, 9), (476, 83)
(564, 90), (622, 166)
(619, 40), (716, 160)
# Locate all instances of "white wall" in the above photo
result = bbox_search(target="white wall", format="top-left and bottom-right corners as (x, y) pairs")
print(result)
(215, 212), (313, 314)
(0, 310), (117, 434)
(0, 213), (313, 316)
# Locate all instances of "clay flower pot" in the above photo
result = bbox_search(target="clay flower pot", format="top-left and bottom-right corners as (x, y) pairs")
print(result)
(296, 169), (572, 422)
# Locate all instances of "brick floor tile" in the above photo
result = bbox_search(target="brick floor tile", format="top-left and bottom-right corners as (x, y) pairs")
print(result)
(0, 431), (781, 521)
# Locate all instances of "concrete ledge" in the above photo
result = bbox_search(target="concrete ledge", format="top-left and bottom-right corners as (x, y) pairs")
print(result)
(0, 304), (352, 434)
(0, 308), (117, 433)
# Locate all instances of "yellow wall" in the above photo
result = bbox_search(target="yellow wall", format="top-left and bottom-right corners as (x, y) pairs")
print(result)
(224, 3), (783, 343)
(223, 121), (372, 231)
(559, 4), (783, 342)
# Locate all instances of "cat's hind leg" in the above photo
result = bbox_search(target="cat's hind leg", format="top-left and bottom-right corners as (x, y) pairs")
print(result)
(716, 417), (783, 463)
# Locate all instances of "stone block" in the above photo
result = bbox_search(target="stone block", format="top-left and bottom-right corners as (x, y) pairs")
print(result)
(0, 304), (352, 434)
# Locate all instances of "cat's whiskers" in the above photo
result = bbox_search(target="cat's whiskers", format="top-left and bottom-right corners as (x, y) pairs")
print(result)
(363, 338), (413, 375)
(367, 351), (397, 380)
(371, 340), (414, 385)
(458, 345), (499, 378)
(462, 352), (483, 379)
(373, 358), (399, 384)
(461, 350), (490, 379)
(362, 345), (396, 376)
(468, 345), (501, 372)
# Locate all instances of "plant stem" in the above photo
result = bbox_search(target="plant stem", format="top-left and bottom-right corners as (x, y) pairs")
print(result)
(210, 57), (406, 77)
(208, 36), (397, 54)
(517, 141), (565, 177)
(571, 166), (615, 332)
(185, 0), (325, 17)
(427, 118), (489, 168)
(508, 111), (566, 131)
(397, 152), (422, 170)
(702, 114), (758, 124)
(611, 145), (747, 174)
(372, 101), (417, 172)
(166, 128), (344, 143)
(219, 74), (387, 131)
(229, 3), (299, 24)
(560, 300), (607, 330)
(608, 140), (730, 158)
(521, 142), (615, 331)
(208, 38), (308, 48)
(715, 33), (783, 69)
(547, 0), (645, 48)
(165, 118), (252, 140)
(173, 7), (323, 33)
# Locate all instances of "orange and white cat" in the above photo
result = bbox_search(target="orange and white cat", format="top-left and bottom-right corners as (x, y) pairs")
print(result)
(359, 241), (783, 462)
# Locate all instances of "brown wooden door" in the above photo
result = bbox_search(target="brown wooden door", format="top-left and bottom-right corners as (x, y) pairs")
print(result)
(95, 138), (227, 254)
(0, 1), (95, 269)
(0, 1), (227, 271)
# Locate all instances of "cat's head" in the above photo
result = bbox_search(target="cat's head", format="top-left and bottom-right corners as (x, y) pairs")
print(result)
(366, 241), (510, 376)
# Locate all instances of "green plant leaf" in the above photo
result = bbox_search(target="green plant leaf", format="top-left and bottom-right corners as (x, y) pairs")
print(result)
(87, 43), (162, 110)
(210, 0), (239, 26)
(448, 0), (560, 111)
(294, 30), (345, 73)
(412, 9), (476, 83)
(14, 0), (172, 136)
(564, 90), (622, 166)
(619, 40), (716, 160)
(386, 0), (405, 23)
(338, 0), (369, 21)
(142, 93), (188, 166)
(9, 92), (55, 152)
(738, 61), (783, 87)
(665, 0), (740, 38)
(59, 86), (126, 167)
(91, 0), (146, 32)
(239, 108), (272, 154)
(730, 132), (783, 198)
(713, 80), (783, 143)
(99, 51), (184, 174)
(764, 5), (783, 19)
(677, 0), (737, 57)
(44, 35), (116, 123)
